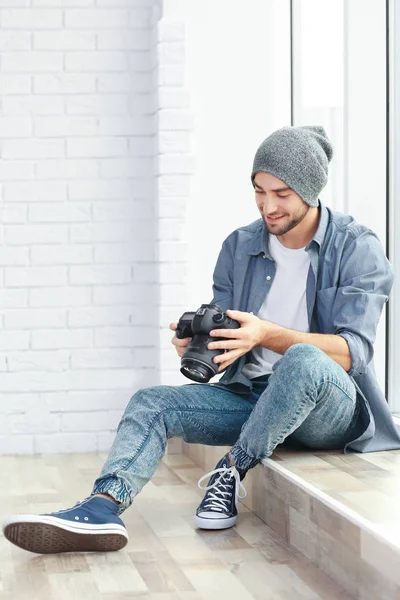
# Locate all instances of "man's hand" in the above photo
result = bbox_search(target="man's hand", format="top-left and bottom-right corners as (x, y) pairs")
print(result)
(208, 309), (266, 372)
(208, 310), (353, 373)
(169, 322), (192, 358)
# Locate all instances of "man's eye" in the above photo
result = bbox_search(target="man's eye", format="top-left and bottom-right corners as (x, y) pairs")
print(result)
(277, 194), (289, 198)
(255, 190), (265, 194)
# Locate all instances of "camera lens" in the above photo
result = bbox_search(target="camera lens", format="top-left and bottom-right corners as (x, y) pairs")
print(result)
(180, 359), (215, 383)
(183, 367), (207, 380)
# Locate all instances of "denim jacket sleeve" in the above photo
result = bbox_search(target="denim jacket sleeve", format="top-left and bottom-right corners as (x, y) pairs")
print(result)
(210, 234), (234, 313)
(334, 229), (394, 377)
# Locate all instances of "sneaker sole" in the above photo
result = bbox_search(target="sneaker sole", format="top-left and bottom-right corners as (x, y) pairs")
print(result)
(2, 516), (128, 554)
(194, 514), (237, 530)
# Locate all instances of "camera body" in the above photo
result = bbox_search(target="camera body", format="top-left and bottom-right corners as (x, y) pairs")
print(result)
(176, 303), (240, 383)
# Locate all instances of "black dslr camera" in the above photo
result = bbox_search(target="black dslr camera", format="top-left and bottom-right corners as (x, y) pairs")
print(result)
(176, 303), (240, 383)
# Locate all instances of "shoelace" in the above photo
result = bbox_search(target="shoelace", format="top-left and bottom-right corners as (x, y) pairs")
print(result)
(47, 498), (87, 516)
(197, 465), (247, 512)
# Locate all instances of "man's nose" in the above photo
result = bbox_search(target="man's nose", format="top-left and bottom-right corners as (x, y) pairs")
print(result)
(263, 197), (279, 215)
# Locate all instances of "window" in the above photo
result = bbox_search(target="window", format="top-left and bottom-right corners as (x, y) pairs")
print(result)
(292, 0), (388, 395)
(388, 0), (400, 414)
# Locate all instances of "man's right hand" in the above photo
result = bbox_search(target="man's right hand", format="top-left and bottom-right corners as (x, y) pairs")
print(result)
(169, 322), (192, 358)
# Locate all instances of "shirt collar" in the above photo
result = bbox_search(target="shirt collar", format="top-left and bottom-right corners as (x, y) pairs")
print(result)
(307, 201), (329, 249)
(246, 221), (267, 256)
(246, 201), (329, 257)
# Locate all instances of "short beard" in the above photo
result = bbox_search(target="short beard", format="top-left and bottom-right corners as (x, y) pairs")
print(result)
(263, 204), (310, 236)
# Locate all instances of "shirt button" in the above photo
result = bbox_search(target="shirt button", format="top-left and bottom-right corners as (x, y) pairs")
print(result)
(266, 276), (271, 281)
(263, 254), (267, 258)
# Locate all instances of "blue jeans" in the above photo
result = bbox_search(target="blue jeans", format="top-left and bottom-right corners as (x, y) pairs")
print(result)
(92, 344), (360, 514)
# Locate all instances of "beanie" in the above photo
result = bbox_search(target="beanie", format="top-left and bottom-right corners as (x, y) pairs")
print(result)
(251, 125), (333, 207)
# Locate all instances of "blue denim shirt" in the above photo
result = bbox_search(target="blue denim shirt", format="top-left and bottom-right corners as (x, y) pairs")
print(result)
(211, 202), (400, 453)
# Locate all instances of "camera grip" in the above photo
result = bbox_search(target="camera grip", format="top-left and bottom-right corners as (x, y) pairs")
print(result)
(175, 324), (192, 339)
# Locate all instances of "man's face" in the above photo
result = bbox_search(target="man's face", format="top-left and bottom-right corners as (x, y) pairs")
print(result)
(253, 172), (310, 236)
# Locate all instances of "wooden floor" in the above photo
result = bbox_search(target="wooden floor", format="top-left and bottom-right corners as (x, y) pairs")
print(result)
(0, 451), (353, 600)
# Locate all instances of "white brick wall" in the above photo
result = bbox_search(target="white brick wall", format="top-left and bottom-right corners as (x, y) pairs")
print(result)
(153, 15), (192, 391)
(0, 1), (193, 455)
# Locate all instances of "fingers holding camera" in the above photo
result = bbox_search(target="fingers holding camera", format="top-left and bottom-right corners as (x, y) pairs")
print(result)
(207, 328), (249, 370)
(170, 322), (192, 358)
(214, 348), (245, 372)
(208, 339), (246, 351)
(208, 311), (266, 372)
(209, 310), (265, 352)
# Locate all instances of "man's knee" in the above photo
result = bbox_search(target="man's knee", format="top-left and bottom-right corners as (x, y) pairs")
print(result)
(275, 343), (327, 374)
(284, 343), (324, 359)
(128, 385), (177, 411)
(127, 385), (187, 439)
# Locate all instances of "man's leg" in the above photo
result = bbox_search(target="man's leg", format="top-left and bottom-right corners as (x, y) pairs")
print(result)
(228, 343), (359, 469)
(2, 382), (256, 553)
(91, 382), (257, 513)
(195, 344), (359, 529)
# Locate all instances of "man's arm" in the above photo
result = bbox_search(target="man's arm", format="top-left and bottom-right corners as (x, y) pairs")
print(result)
(210, 229), (394, 376)
(210, 312), (352, 373)
(258, 322), (352, 372)
(263, 229), (394, 375)
(170, 234), (235, 361)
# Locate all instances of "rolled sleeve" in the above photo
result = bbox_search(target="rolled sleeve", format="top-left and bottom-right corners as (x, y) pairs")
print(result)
(338, 330), (372, 377)
(333, 230), (394, 377)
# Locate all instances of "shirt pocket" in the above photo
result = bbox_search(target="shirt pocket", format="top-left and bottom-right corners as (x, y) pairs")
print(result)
(316, 286), (338, 333)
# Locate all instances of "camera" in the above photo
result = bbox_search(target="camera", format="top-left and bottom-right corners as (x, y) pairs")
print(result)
(176, 303), (240, 383)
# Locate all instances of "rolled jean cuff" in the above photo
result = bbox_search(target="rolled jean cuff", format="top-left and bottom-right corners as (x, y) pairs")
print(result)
(229, 445), (260, 471)
(91, 475), (135, 516)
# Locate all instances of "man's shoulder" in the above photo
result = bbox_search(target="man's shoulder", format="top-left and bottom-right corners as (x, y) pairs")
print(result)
(326, 206), (376, 240)
(229, 218), (263, 235)
(225, 218), (263, 241)
(223, 219), (264, 256)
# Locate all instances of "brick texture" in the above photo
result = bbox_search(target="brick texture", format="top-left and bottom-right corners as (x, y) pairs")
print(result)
(0, 1), (193, 455)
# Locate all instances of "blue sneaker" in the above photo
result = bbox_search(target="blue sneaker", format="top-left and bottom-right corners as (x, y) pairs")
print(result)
(2, 495), (128, 554)
(195, 455), (247, 530)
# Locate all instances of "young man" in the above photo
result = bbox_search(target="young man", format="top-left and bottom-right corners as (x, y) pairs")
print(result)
(3, 125), (400, 554)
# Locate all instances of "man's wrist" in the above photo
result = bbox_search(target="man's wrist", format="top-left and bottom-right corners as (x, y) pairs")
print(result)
(259, 320), (301, 353)
(259, 319), (280, 347)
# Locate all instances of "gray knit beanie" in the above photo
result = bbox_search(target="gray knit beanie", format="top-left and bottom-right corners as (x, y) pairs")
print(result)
(251, 125), (333, 207)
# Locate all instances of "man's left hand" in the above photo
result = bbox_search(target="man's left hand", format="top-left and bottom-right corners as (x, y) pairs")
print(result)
(208, 309), (266, 372)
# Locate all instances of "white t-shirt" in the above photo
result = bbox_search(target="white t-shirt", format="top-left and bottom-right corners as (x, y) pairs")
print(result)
(242, 234), (311, 379)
